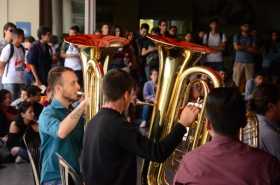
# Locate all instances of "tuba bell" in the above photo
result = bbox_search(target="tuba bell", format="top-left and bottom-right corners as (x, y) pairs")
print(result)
(64, 34), (129, 122)
(141, 35), (223, 185)
(239, 111), (259, 148)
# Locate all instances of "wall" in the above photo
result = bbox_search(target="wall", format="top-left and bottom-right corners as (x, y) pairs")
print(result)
(112, 0), (139, 31)
(0, 0), (39, 38)
(256, 1), (280, 32)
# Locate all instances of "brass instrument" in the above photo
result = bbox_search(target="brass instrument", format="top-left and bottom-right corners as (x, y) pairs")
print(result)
(65, 35), (129, 122)
(142, 35), (222, 185)
(239, 112), (259, 148)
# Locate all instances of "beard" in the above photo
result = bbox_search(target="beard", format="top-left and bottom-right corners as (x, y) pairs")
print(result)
(62, 91), (78, 104)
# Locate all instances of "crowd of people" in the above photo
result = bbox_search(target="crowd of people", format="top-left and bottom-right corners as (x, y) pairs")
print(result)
(0, 18), (279, 185)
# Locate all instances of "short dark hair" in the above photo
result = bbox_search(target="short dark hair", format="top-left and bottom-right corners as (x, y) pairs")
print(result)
(20, 86), (28, 92)
(24, 36), (35, 43)
(205, 87), (246, 136)
(249, 84), (280, 115)
(49, 35), (59, 45)
(3, 22), (16, 37)
(27, 85), (41, 97)
(140, 23), (149, 31)
(159, 19), (167, 26)
(149, 68), (158, 76)
(209, 18), (219, 25)
(100, 23), (110, 32)
(13, 28), (24, 37)
(48, 66), (75, 91)
(70, 25), (80, 33)
(0, 89), (11, 103)
(102, 69), (134, 102)
(37, 26), (51, 40)
(254, 70), (266, 78)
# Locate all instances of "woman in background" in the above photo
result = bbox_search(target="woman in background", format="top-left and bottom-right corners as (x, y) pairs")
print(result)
(6, 101), (39, 163)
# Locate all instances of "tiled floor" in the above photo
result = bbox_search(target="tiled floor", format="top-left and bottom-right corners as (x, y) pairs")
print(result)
(0, 163), (34, 185)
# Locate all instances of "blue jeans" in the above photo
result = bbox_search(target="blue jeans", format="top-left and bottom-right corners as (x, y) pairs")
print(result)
(3, 84), (25, 100)
(24, 71), (33, 86)
(141, 105), (152, 122)
(17, 147), (28, 160)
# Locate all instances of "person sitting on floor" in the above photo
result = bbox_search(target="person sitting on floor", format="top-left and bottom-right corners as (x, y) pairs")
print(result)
(11, 86), (28, 109)
(0, 89), (17, 139)
(139, 69), (158, 128)
(6, 101), (39, 163)
(244, 71), (266, 101)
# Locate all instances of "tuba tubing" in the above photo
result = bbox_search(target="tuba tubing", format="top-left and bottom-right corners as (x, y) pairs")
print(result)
(142, 35), (222, 185)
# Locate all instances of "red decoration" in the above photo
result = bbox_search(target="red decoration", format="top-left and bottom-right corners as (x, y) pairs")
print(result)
(147, 35), (216, 53)
(64, 34), (130, 48)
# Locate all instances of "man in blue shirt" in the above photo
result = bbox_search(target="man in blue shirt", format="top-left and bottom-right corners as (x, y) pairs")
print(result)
(39, 66), (88, 185)
(232, 23), (257, 87)
(250, 84), (280, 160)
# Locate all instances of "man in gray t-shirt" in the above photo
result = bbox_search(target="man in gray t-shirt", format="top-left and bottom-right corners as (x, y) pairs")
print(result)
(0, 22), (16, 90)
(233, 23), (257, 87)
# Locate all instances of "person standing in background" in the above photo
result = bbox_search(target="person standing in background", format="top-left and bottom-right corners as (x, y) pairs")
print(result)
(0, 23), (16, 90)
(232, 23), (257, 87)
(203, 19), (227, 71)
(23, 36), (35, 86)
(0, 28), (25, 100)
(61, 25), (83, 88)
(27, 26), (52, 87)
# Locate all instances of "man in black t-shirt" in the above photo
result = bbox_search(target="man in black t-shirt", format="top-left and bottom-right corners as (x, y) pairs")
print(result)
(27, 26), (52, 86)
(136, 23), (158, 80)
(82, 69), (199, 185)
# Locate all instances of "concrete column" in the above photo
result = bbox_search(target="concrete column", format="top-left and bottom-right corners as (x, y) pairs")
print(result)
(84, 0), (96, 34)
(0, 0), (8, 28)
(0, 0), (9, 31)
(62, 0), (72, 33)
(52, 0), (62, 36)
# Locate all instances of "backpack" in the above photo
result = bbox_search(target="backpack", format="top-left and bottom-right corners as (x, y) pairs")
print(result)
(204, 32), (224, 46)
(4, 43), (25, 76)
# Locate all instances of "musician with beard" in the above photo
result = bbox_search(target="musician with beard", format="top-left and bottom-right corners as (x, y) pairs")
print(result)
(39, 67), (88, 185)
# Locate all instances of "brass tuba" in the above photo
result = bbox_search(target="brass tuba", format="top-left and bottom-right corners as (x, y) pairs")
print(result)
(239, 112), (259, 148)
(64, 35), (129, 122)
(141, 35), (223, 185)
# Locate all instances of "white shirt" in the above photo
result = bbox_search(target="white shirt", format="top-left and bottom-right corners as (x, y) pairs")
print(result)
(203, 32), (226, 63)
(0, 44), (25, 84)
(64, 44), (82, 71)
